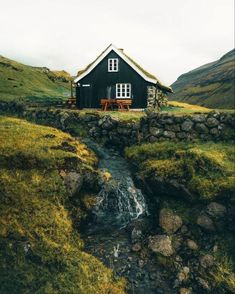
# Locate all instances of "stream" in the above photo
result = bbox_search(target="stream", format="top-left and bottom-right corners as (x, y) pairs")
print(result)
(81, 139), (175, 294)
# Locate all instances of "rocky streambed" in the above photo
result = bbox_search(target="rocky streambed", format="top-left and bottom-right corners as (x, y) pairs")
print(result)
(79, 139), (235, 294)
(80, 139), (176, 294)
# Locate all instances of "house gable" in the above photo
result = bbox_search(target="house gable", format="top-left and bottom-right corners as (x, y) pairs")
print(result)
(75, 44), (160, 85)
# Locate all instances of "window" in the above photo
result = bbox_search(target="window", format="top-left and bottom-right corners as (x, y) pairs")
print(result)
(116, 83), (131, 98)
(108, 58), (119, 72)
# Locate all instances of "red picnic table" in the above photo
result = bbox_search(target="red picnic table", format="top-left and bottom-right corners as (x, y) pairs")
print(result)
(100, 99), (132, 111)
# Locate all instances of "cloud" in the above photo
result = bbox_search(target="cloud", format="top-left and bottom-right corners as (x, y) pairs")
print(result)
(0, 0), (234, 84)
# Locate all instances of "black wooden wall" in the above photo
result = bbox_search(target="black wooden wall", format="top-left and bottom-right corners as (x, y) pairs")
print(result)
(76, 50), (154, 109)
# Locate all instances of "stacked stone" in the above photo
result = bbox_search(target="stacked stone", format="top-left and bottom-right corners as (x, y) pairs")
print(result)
(143, 111), (235, 142)
(147, 86), (156, 108)
(1, 101), (234, 148)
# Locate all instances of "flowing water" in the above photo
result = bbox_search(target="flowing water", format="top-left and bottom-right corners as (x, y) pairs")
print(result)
(82, 138), (148, 230)
(80, 139), (174, 294)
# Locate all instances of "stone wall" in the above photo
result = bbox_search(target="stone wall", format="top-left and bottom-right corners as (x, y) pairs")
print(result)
(0, 101), (234, 148)
(141, 111), (235, 143)
(147, 86), (168, 109)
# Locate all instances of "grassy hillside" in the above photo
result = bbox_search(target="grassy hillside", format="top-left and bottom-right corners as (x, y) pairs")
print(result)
(0, 55), (71, 104)
(170, 49), (235, 109)
(0, 116), (125, 293)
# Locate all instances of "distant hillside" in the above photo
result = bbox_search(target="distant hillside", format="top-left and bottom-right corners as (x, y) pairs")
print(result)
(170, 49), (235, 109)
(0, 55), (71, 103)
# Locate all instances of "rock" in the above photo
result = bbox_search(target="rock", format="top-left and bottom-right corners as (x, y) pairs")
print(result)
(207, 202), (226, 218)
(197, 277), (210, 290)
(132, 243), (142, 252)
(138, 259), (145, 267)
(213, 245), (219, 253)
(197, 215), (215, 231)
(187, 239), (198, 251)
(177, 132), (188, 139)
(200, 254), (214, 268)
(194, 123), (209, 133)
(131, 227), (142, 243)
(180, 225), (188, 234)
(165, 124), (181, 132)
(159, 208), (183, 234)
(163, 130), (176, 139)
(178, 266), (190, 282)
(210, 127), (220, 136)
(149, 136), (158, 143)
(63, 172), (83, 196)
(181, 120), (193, 132)
(160, 117), (174, 125)
(149, 127), (164, 137)
(192, 114), (206, 123)
(148, 235), (174, 257)
(180, 288), (192, 294)
(206, 117), (219, 128)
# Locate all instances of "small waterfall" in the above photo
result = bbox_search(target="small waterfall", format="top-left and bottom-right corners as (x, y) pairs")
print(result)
(82, 138), (148, 229)
(94, 176), (147, 227)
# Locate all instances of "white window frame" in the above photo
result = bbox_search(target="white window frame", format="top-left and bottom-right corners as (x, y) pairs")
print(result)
(116, 83), (131, 99)
(108, 58), (119, 72)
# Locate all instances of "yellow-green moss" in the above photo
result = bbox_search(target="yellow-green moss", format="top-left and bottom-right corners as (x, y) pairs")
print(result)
(125, 141), (235, 201)
(0, 116), (125, 293)
(212, 253), (235, 293)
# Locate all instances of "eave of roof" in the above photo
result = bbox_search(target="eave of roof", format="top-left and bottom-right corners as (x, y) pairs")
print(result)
(74, 44), (172, 92)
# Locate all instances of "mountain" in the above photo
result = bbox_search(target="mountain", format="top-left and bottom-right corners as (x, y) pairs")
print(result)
(170, 49), (235, 109)
(0, 55), (71, 103)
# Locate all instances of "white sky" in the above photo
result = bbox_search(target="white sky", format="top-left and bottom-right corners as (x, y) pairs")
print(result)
(0, 0), (234, 85)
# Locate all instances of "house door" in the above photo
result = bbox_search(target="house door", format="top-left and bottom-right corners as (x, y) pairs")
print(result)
(106, 85), (115, 99)
(81, 84), (92, 108)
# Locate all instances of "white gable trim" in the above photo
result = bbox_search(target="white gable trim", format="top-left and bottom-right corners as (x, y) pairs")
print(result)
(74, 44), (157, 84)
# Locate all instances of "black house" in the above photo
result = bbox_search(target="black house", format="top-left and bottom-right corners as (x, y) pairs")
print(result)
(74, 44), (172, 109)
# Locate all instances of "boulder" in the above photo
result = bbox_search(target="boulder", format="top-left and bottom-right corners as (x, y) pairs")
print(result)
(149, 127), (164, 137)
(178, 266), (190, 282)
(207, 202), (226, 218)
(206, 117), (219, 128)
(192, 114), (206, 123)
(177, 132), (188, 139)
(210, 127), (220, 136)
(197, 277), (210, 290)
(180, 288), (192, 294)
(181, 120), (194, 132)
(163, 130), (176, 139)
(131, 227), (142, 243)
(63, 171), (83, 196)
(132, 243), (142, 252)
(197, 214), (215, 231)
(159, 208), (183, 234)
(148, 235), (174, 256)
(187, 239), (198, 251)
(195, 123), (209, 134)
(200, 254), (214, 268)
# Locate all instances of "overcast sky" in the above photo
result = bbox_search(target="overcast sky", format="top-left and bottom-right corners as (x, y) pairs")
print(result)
(0, 0), (234, 85)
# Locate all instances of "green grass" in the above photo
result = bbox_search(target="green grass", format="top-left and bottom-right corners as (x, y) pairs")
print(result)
(211, 253), (235, 293)
(0, 116), (125, 294)
(0, 55), (70, 104)
(79, 102), (234, 122)
(79, 109), (146, 122)
(125, 141), (235, 201)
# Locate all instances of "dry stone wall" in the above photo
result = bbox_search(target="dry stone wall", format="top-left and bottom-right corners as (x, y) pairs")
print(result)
(0, 101), (234, 148)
